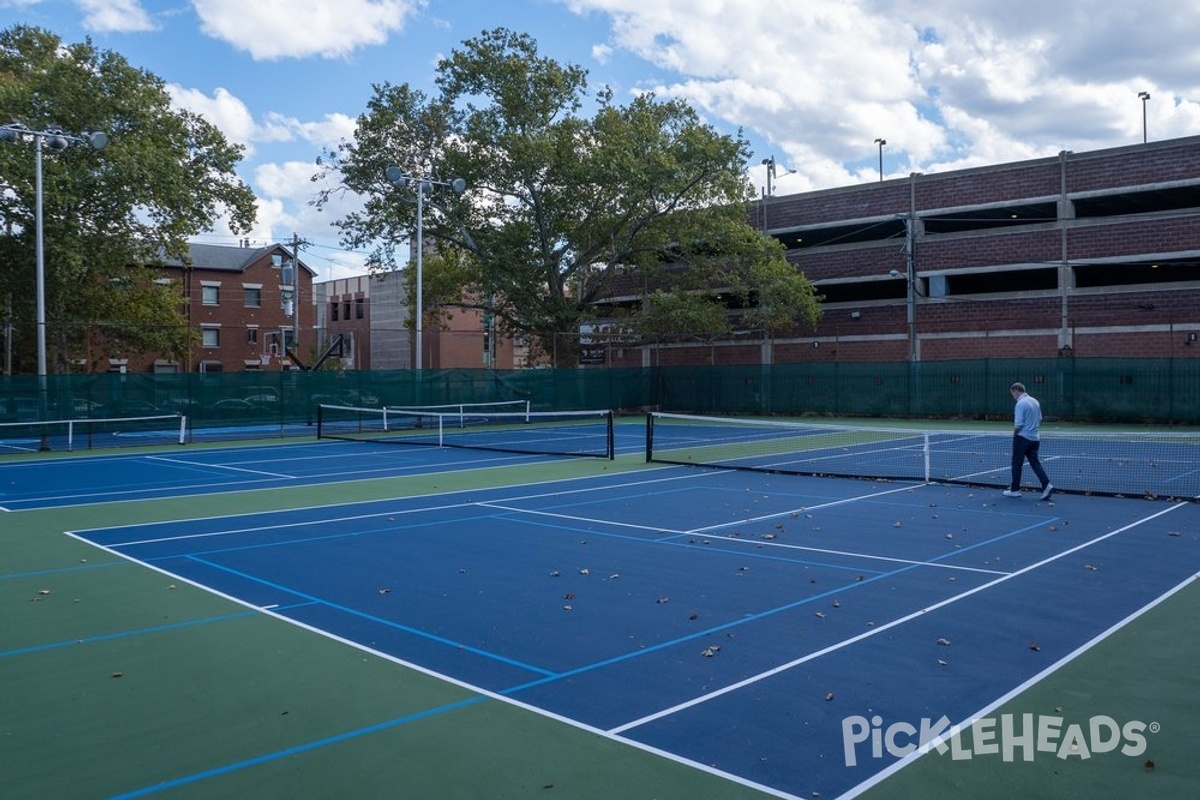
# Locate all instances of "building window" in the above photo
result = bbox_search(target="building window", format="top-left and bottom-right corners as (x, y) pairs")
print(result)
(343, 301), (352, 320)
(244, 286), (262, 308)
(201, 327), (220, 347)
(331, 302), (339, 321)
(355, 297), (364, 319)
(247, 327), (258, 345)
(201, 284), (220, 306)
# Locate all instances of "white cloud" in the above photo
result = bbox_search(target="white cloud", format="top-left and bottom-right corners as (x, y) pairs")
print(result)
(566, 0), (1200, 191)
(259, 111), (358, 149)
(77, 0), (156, 32)
(191, 0), (419, 60)
(166, 84), (258, 155)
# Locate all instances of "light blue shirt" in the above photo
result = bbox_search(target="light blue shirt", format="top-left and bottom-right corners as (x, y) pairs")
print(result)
(1014, 392), (1042, 441)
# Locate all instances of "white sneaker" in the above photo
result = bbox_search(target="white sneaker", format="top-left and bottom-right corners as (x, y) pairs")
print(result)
(1002, 490), (1021, 498)
(1040, 484), (1054, 500)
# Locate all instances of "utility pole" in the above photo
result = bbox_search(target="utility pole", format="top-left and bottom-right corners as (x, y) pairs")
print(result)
(290, 232), (302, 365)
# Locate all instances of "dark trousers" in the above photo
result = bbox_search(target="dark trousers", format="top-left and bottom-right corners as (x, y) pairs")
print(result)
(1011, 435), (1049, 491)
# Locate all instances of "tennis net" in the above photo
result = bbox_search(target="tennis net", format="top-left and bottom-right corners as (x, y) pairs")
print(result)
(0, 414), (188, 454)
(646, 412), (1200, 500)
(318, 404), (614, 459)
(385, 399), (531, 424)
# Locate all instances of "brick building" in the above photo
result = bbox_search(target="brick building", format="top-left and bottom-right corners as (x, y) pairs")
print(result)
(601, 134), (1200, 367)
(312, 270), (528, 370)
(127, 242), (316, 374)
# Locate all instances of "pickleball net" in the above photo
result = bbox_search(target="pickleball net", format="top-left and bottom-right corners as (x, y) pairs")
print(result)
(646, 412), (1200, 500)
(385, 400), (531, 424)
(0, 414), (188, 453)
(318, 404), (615, 459)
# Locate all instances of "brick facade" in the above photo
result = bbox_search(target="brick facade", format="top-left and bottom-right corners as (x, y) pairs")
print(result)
(125, 242), (315, 374)
(606, 135), (1200, 367)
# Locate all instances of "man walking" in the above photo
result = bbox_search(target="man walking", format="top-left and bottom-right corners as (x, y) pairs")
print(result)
(1003, 382), (1054, 500)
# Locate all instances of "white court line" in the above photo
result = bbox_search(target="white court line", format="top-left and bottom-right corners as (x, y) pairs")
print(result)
(476, 502), (682, 536)
(90, 468), (710, 545)
(146, 454), (296, 479)
(608, 500), (1190, 736)
(65, 515), (798, 800)
(479, 485), (1009, 576)
(9, 449), (551, 510)
(839, 567), (1200, 799)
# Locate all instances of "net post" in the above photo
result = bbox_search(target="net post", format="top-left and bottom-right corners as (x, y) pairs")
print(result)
(67, 420), (74, 452)
(923, 431), (931, 483)
(606, 410), (615, 460)
(436, 412), (444, 447)
(645, 412), (653, 463)
(178, 414), (188, 445)
(316, 404), (324, 439)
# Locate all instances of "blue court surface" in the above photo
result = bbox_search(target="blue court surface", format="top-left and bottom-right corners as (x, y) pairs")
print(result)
(66, 454), (1200, 799)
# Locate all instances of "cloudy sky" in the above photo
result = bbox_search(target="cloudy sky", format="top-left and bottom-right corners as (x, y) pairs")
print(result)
(4, 0), (1199, 280)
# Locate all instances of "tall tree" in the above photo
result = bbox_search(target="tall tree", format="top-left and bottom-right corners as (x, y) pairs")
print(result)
(0, 25), (257, 371)
(319, 28), (819, 366)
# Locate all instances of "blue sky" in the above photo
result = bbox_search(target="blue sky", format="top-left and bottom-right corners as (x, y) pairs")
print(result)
(4, 0), (1199, 281)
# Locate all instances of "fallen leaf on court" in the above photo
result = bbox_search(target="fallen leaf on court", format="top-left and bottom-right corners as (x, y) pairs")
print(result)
(689, 613), (699, 620)
(814, 611), (826, 619)
(701, 645), (720, 657)
(937, 659), (948, 666)
(548, 570), (560, 577)
(655, 597), (670, 604)
(1084, 564), (1098, 571)
(111, 672), (123, 679)
(578, 568), (590, 575)
(761, 533), (777, 540)
(563, 605), (573, 611)
(563, 593), (575, 600)
(831, 599), (841, 608)
(609, 573), (619, 579)
(1168, 531), (1181, 537)
(824, 693), (834, 701)
(377, 588), (391, 595)
(1144, 759), (1155, 771)
(936, 637), (952, 646)
(893, 521), (902, 528)
(1029, 642), (1041, 651)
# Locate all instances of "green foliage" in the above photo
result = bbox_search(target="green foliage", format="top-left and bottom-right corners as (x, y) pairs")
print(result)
(0, 25), (257, 372)
(319, 27), (820, 366)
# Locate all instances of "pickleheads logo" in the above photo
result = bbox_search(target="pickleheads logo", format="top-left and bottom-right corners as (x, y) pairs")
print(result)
(842, 713), (1157, 767)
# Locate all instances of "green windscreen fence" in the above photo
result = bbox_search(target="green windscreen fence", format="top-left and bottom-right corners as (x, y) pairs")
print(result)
(1, 358), (1197, 441)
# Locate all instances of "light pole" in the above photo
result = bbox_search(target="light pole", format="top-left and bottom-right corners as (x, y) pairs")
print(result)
(1138, 91), (1151, 144)
(760, 156), (776, 231)
(0, 122), (107, 441)
(890, 217), (921, 362)
(874, 138), (886, 181)
(384, 165), (466, 370)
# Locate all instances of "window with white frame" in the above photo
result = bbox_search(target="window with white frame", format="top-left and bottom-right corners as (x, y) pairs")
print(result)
(243, 284), (262, 308)
(201, 281), (221, 306)
(201, 325), (220, 347)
